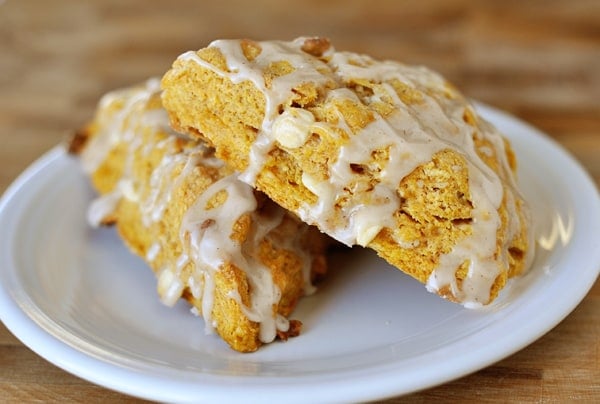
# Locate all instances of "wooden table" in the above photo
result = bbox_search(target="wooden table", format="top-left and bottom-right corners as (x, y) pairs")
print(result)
(1, 0), (598, 402)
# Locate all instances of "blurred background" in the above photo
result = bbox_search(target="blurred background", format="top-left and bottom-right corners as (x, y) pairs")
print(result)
(1, 0), (598, 402)
(1, 0), (598, 185)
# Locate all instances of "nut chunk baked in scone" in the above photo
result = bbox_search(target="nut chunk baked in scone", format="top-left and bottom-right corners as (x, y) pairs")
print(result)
(69, 79), (329, 352)
(161, 37), (534, 307)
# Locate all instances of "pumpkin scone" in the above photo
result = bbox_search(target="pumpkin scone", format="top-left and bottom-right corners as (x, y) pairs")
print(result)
(161, 37), (533, 307)
(70, 79), (330, 352)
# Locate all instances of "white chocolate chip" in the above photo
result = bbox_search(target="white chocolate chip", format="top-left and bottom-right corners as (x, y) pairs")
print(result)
(272, 107), (315, 149)
(356, 224), (383, 247)
(157, 269), (184, 306)
(301, 172), (321, 196)
(397, 239), (420, 249)
(118, 179), (139, 202)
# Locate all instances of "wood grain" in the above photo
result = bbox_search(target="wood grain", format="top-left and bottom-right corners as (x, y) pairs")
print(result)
(0, 0), (598, 402)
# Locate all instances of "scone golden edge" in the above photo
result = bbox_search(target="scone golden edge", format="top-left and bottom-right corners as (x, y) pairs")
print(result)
(161, 37), (534, 307)
(70, 79), (329, 352)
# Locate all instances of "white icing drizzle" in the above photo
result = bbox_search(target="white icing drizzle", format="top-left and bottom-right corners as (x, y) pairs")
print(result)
(82, 81), (317, 344)
(87, 189), (120, 227)
(81, 78), (162, 174)
(178, 38), (334, 184)
(179, 38), (532, 306)
(146, 242), (161, 262)
(179, 174), (288, 341)
(140, 152), (204, 226)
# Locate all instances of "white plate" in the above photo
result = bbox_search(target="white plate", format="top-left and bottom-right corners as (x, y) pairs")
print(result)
(0, 104), (599, 403)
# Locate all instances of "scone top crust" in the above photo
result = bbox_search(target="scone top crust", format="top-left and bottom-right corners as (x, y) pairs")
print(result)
(161, 37), (533, 306)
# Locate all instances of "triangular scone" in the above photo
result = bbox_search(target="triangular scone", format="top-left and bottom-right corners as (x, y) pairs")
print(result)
(161, 37), (533, 307)
(70, 79), (329, 352)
